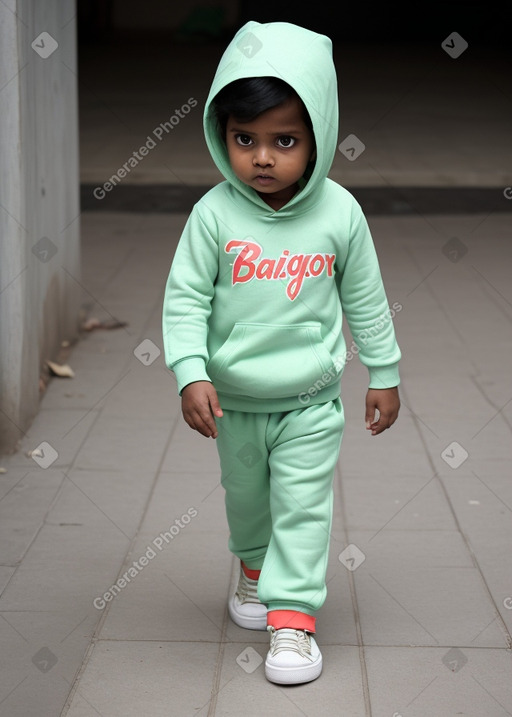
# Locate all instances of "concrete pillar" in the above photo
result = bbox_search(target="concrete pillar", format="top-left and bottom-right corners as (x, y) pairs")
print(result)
(0, 0), (81, 453)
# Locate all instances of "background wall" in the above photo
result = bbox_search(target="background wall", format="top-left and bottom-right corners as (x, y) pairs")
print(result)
(77, 0), (511, 44)
(0, 0), (81, 453)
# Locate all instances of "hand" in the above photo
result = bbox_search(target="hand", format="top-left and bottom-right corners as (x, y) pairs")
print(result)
(181, 381), (223, 439)
(365, 387), (400, 436)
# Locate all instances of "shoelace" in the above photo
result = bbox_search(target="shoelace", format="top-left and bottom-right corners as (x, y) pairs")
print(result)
(267, 627), (314, 661)
(235, 567), (261, 605)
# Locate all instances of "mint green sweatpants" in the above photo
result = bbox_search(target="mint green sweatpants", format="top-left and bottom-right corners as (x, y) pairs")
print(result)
(216, 397), (345, 617)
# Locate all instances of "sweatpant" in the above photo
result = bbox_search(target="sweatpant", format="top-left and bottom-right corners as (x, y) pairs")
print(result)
(216, 397), (345, 631)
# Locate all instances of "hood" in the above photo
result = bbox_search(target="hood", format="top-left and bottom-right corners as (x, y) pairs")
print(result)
(203, 20), (339, 215)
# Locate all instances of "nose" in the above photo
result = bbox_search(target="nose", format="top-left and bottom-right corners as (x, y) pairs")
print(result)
(253, 145), (274, 168)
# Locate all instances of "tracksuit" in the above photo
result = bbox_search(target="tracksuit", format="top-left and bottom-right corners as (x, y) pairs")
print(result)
(162, 20), (401, 631)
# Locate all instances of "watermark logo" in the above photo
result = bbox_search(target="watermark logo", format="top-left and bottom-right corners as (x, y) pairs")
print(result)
(442, 237), (468, 263)
(442, 647), (468, 672)
(338, 134), (366, 161)
(298, 302), (402, 405)
(236, 442), (262, 468)
(134, 339), (161, 366)
(32, 237), (58, 263)
(30, 442), (59, 469)
(237, 32), (262, 58)
(442, 32), (468, 59)
(93, 508), (198, 609)
(339, 543), (366, 571)
(31, 32), (58, 59)
(93, 97), (198, 200)
(32, 647), (58, 672)
(236, 646), (263, 673)
(441, 441), (468, 469)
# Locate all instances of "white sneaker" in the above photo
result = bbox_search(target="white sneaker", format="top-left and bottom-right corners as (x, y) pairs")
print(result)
(265, 627), (323, 684)
(228, 562), (267, 630)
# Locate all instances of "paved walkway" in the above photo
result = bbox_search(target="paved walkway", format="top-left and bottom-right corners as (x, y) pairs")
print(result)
(1, 207), (511, 716)
(1, 34), (512, 717)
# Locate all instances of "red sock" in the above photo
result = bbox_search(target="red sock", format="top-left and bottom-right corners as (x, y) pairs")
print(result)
(267, 609), (316, 633)
(241, 561), (261, 580)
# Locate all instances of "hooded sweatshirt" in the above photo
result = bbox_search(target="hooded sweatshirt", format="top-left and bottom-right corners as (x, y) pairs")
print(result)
(162, 20), (401, 412)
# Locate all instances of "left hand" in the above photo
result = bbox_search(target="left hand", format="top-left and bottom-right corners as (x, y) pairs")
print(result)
(365, 387), (400, 436)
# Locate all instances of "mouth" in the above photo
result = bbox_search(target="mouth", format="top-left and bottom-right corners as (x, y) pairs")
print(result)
(255, 175), (275, 186)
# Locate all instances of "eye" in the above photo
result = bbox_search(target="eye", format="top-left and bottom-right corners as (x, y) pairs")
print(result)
(235, 134), (253, 146)
(276, 136), (296, 148)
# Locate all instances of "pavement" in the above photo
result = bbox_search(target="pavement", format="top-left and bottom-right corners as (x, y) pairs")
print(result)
(1, 33), (512, 717)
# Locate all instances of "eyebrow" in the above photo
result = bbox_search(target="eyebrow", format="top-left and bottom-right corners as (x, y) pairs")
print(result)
(228, 128), (305, 135)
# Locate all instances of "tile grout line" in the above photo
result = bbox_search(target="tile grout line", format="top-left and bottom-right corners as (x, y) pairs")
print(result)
(206, 557), (235, 717)
(469, 375), (512, 437)
(470, 267), (512, 326)
(77, 638), (512, 649)
(336, 462), (373, 716)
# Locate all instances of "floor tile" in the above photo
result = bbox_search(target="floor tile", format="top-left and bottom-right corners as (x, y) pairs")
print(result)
(365, 646), (512, 717)
(64, 641), (219, 717)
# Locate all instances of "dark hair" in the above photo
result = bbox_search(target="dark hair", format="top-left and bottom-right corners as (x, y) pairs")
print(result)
(211, 76), (313, 138)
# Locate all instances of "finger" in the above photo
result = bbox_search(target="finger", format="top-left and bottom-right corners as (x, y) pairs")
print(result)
(184, 409), (218, 439)
(195, 406), (220, 439)
(369, 410), (396, 435)
(208, 391), (224, 418)
(365, 404), (377, 430)
(370, 421), (386, 436)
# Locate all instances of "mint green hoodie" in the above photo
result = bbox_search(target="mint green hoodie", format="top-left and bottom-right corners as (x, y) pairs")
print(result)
(162, 20), (401, 412)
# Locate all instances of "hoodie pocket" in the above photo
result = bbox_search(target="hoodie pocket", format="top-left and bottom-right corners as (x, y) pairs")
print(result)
(207, 322), (338, 399)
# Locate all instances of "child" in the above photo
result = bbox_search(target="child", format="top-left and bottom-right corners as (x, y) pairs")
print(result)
(162, 20), (401, 685)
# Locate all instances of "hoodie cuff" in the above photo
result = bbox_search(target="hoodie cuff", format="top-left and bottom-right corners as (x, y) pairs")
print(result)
(368, 362), (400, 389)
(172, 357), (211, 395)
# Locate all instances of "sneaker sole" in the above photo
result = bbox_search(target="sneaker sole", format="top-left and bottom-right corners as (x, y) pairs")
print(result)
(264, 655), (323, 685)
(228, 599), (267, 631)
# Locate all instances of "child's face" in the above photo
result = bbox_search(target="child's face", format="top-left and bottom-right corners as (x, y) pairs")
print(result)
(225, 96), (316, 210)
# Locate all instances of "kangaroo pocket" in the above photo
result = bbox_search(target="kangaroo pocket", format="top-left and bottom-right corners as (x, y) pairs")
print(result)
(207, 322), (338, 399)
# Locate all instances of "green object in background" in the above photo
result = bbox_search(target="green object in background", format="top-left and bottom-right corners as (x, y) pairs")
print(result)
(174, 6), (226, 42)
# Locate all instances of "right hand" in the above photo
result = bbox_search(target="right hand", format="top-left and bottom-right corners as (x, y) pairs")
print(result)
(181, 381), (223, 439)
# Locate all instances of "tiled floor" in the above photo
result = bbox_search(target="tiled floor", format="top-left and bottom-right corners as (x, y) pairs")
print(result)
(1, 209), (511, 716)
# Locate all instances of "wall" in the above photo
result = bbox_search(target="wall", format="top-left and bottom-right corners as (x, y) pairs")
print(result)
(0, 0), (81, 453)
(111, 0), (239, 32)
